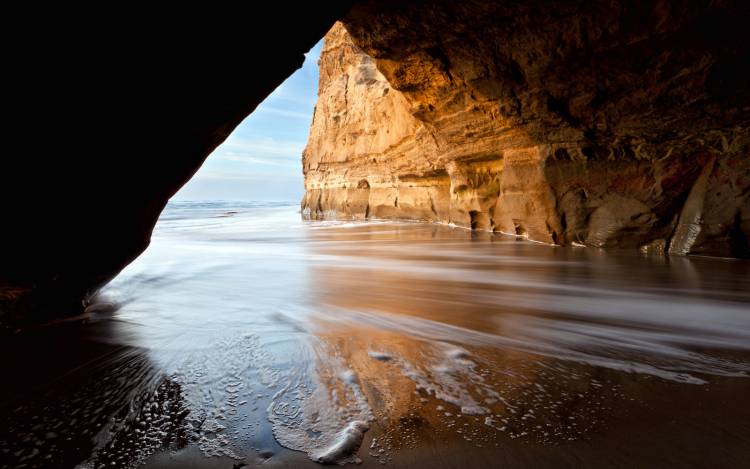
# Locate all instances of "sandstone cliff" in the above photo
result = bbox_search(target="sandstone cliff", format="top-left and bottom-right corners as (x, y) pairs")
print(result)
(303, 2), (750, 257)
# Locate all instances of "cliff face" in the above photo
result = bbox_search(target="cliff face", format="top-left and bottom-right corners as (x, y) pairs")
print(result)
(304, 2), (750, 257)
(302, 23), (445, 221)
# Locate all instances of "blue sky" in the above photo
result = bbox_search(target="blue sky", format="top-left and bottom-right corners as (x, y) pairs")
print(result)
(173, 40), (323, 201)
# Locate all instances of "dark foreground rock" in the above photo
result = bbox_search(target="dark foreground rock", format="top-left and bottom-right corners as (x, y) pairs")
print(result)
(0, 5), (352, 327)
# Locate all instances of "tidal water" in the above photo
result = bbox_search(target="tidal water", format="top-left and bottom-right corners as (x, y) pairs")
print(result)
(2, 201), (750, 468)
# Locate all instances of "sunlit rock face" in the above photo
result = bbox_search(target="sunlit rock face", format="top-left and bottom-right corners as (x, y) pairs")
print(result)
(304, 1), (750, 257)
(302, 22), (446, 222)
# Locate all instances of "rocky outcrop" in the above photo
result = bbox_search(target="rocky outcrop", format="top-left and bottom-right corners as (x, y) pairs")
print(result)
(302, 22), (445, 222)
(304, 2), (750, 257)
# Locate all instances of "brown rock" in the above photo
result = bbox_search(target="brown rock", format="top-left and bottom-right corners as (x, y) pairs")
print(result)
(302, 1), (750, 258)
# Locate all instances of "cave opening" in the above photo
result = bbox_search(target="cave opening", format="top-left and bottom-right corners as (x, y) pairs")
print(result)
(2, 4), (750, 468)
(469, 210), (490, 231)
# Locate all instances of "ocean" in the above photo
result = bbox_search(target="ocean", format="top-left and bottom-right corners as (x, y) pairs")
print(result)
(2, 201), (750, 468)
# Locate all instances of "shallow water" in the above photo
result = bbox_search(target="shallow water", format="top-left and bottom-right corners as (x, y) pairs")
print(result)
(2, 201), (750, 468)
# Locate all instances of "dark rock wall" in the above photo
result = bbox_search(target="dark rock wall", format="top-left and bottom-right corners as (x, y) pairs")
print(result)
(1, 5), (351, 327)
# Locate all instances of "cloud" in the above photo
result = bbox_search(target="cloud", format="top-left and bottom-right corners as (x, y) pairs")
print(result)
(217, 154), (300, 166)
(255, 105), (313, 120)
(193, 168), (302, 182)
(212, 135), (306, 161)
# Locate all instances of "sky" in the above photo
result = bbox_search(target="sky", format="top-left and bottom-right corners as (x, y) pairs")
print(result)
(172, 40), (323, 202)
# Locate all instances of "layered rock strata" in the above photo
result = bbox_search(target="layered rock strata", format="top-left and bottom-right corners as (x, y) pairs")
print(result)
(303, 2), (750, 257)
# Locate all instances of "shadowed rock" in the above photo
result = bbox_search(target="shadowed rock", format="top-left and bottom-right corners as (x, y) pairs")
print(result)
(0, 4), (353, 327)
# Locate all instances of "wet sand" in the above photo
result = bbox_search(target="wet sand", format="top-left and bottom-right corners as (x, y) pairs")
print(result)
(1, 202), (749, 468)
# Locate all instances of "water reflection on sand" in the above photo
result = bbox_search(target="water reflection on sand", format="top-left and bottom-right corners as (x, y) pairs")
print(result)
(1, 202), (749, 468)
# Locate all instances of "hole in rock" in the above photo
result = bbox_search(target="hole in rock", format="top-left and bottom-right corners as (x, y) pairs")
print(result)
(469, 210), (490, 230)
(513, 219), (528, 237)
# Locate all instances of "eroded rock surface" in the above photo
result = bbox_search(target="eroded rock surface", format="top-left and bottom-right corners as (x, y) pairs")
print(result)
(303, 2), (750, 257)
